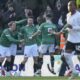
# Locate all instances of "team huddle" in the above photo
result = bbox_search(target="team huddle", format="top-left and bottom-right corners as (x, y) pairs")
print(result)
(0, 1), (80, 80)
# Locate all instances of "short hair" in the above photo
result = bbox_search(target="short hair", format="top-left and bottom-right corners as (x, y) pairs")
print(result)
(46, 14), (52, 18)
(37, 16), (43, 20)
(27, 16), (34, 19)
(68, 1), (76, 7)
(8, 21), (15, 27)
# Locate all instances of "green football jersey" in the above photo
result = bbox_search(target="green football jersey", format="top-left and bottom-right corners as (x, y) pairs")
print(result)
(15, 19), (27, 31)
(39, 22), (57, 44)
(20, 25), (37, 45)
(0, 28), (20, 47)
(36, 25), (42, 46)
(14, 19), (27, 40)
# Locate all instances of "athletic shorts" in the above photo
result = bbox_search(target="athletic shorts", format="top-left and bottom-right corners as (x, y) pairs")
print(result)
(39, 44), (55, 55)
(9, 44), (17, 56)
(0, 45), (11, 57)
(24, 44), (38, 57)
(65, 41), (80, 54)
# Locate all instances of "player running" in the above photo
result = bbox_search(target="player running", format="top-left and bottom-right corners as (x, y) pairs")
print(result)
(55, 1), (80, 80)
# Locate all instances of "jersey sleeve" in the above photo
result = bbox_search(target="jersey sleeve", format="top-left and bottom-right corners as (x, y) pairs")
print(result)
(15, 19), (27, 25)
(53, 24), (58, 31)
(53, 24), (60, 46)
(5, 31), (20, 43)
(38, 23), (44, 32)
(18, 27), (25, 39)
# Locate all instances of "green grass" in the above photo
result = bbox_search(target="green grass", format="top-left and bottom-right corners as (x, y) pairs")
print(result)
(0, 77), (80, 80)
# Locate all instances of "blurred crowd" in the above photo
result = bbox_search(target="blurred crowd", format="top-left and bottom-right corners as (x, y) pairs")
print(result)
(0, 0), (69, 31)
(0, 0), (79, 35)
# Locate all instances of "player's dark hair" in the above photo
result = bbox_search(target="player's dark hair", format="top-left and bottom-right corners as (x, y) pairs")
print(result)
(27, 16), (34, 19)
(46, 13), (52, 18)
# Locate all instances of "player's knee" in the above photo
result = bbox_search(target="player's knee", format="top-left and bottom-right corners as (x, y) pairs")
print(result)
(24, 57), (28, 63)
(34, 57), (38, 64)
(77, 55), (80, 61)
(61, 55), (66, 62)
(6, 56), (11, 62)
(0, 57), (4, 62)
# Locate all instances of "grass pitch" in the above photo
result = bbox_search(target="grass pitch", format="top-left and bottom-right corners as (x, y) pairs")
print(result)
(0, 77), (80, 80)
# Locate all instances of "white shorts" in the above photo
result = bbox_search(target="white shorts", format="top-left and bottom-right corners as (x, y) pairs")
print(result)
(37, 45), (41, 52)
(10, 44), (17, 56)
(63, 53), (76, 73)
(0, 45), (11, 57)
(24, 44), (38, 57)
(39, 44), (55, 54)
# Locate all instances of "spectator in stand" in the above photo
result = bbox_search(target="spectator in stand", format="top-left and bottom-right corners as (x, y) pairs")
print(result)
(24, 8), (33, 18)
(0, 9), (4, 36)
(0, 0), (8, 11)
(43, 5), (53, 19)
(3, 4), (17, 26)
(15, 7), (33, 32)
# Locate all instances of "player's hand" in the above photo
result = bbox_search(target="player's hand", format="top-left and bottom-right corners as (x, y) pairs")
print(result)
(65, 28), (71, 32)
(65, 24), (72, 29)
(48, 28), (54, 34)
(53, 32), (61, 36)
(67, 24), (72, 29)
(28, 36), (33, 39)
(28, 31), (40, 40)
(37, 30), (41, 35)
(55, 45), (60, 50)
(54, 46), (61, 55)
